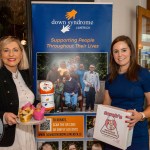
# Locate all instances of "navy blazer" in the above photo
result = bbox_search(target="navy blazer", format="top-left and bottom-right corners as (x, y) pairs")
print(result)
(0, 66), (32, 147)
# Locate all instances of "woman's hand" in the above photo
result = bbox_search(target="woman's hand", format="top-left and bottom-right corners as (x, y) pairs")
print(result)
(4, 112), (17, 126)
(125, 109), (143, 129)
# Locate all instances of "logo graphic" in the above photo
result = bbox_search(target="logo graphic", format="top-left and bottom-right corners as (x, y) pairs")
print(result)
(100, 116), (119, 139)
(40, 81), (53, 91)
(65, 9), (77, 20)
(61, 9), (77, 33)
(61, 25), (71, 33)
(51, 9), (94, 33)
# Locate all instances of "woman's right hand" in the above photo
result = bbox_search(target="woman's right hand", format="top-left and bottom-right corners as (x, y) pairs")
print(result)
(4, 112), (17, 126)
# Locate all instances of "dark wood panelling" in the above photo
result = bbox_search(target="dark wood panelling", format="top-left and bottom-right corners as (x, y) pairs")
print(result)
(147, 0), (150, 10)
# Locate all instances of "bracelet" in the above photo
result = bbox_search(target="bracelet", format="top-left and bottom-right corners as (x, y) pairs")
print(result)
(139, 112), (146, 121)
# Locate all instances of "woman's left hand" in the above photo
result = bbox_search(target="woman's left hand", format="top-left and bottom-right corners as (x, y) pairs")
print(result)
(125, 109), (142, 129)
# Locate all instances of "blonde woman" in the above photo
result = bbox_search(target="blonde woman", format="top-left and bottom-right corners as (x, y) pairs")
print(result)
(0, 36), (36, 149)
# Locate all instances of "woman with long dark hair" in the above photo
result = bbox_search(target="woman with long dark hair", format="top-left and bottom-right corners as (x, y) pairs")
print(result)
(103, 35), (150, 150)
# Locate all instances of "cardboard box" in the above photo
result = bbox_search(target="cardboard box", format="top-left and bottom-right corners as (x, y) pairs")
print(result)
(93, 105), (133, 150)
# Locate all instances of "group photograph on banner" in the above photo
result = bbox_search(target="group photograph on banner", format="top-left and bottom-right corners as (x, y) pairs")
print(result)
(31, 1), (112, 149)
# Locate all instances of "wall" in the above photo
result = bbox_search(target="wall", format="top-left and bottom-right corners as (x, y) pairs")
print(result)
(95, 0), (147, 45)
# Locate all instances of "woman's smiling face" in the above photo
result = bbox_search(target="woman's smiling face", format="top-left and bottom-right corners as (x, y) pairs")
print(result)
(112, 41), (131, 70)
(1, 41), (22, 72)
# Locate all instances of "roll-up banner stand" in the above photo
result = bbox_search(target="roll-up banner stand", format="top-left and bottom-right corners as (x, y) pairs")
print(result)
(31, 1), (112, 149)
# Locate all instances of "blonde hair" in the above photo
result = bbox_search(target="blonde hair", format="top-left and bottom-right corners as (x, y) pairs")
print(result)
(0, 36), (29, 70)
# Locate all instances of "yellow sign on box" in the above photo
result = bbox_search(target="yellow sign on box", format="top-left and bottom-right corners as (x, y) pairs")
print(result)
(36, 115), (84, 139)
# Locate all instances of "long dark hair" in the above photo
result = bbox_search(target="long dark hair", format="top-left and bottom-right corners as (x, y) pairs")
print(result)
(109, 35), (140, 82)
